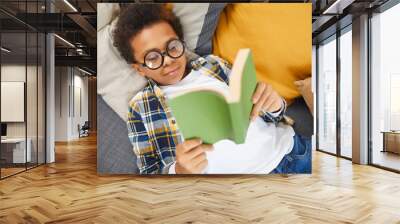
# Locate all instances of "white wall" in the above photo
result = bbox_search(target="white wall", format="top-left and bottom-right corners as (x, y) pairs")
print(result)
(1, 65), (39, 138)
(72, 73), (89, 138)
(55, 67), (69, 141)
(1, 64), (46, 164)
(54, 67), (89, 141)
(1, 65), (26, 131)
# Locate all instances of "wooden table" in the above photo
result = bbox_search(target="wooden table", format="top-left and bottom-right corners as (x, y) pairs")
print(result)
(381, 131), (400, 154)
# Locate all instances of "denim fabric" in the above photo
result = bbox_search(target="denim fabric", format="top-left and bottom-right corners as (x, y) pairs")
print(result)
(270, 134), (312, 174)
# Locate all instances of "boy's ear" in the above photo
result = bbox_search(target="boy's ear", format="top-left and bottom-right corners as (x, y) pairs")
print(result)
(132, 64), (146, 77)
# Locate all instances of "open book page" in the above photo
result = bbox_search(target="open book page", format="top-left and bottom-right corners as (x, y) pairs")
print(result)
(167, 49), (257, 144)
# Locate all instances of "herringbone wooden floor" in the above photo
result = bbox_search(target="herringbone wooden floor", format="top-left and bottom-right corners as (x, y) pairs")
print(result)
(1, 134), (400, 224)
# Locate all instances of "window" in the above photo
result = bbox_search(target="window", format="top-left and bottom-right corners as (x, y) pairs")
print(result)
(370, 2), (400, 171)
(317, 35), (337, 154)
(339, 27), (352, 158)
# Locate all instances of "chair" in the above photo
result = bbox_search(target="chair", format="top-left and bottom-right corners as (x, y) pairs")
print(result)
(79, 121), (90, 138)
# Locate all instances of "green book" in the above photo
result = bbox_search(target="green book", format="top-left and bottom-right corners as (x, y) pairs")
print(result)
(167, 49), (257, 144)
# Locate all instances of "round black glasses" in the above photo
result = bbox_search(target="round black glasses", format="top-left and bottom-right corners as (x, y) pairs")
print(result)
(135, 39), (185, 70)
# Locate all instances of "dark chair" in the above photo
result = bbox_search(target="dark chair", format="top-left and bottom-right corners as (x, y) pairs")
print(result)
(79, 121), (90, 138)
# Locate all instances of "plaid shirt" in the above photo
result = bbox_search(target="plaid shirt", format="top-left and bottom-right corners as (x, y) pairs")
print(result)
(127, 55), (286, 174)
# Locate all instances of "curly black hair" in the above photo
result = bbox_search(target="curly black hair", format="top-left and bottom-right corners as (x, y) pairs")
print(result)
(113, 4), (184, 64)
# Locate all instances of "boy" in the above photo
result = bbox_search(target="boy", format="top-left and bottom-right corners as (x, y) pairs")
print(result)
(113, 4), (311, 174)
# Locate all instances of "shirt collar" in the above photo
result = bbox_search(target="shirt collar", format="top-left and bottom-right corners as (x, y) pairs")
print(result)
(147, 56), (207, 93)
(147, 79), (164, 97)
(190, 57), (207, 71)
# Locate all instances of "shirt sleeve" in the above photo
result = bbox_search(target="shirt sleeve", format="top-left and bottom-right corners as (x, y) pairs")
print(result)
(267, 98), (285, 117)
(127, 103), (162, 174)
(212, 55), (232, 76)
(168, 162), (176, 174)
(206, 55), (232, 84)
(259, 97), (287, 124)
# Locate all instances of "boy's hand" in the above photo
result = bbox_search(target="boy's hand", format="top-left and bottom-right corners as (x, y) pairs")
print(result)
(251, 82), (282, 121)
(175, 138), (213, 174)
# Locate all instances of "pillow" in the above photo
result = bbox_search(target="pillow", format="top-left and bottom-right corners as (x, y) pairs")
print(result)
(172, 3), (226, 55)
(97, 3), (226, 121)
(212, 3), (312, 105)
(97, 19), (147, 121)
(294, 77), (313, 115)
(97, 3), (120, 31)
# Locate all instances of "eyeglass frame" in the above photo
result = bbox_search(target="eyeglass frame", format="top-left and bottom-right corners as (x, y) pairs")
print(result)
(133, 39), (186, 70)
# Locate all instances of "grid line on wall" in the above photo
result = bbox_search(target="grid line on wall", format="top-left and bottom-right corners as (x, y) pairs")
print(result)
(0, 0), (47, 180)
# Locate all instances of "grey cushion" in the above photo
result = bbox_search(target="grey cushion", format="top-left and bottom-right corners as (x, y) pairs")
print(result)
(97, 95), (138, 174)
(194, 3), (227, 55)
(286, 97), (314, 138)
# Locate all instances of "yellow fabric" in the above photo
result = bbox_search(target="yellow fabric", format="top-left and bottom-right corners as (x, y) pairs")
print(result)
(213, 3), (312, 104)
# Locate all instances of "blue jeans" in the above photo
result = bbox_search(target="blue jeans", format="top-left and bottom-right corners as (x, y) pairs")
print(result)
(270, 134), (312, 174)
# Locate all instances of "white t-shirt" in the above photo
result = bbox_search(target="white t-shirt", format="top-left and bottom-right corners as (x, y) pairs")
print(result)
(160, 69), (295, 174)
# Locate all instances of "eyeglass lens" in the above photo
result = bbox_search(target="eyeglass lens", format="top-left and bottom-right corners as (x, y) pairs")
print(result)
(144, 39), (184, 69)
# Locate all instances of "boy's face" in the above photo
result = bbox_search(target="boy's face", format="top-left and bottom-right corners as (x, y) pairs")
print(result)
(130, 21), (187, 86)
